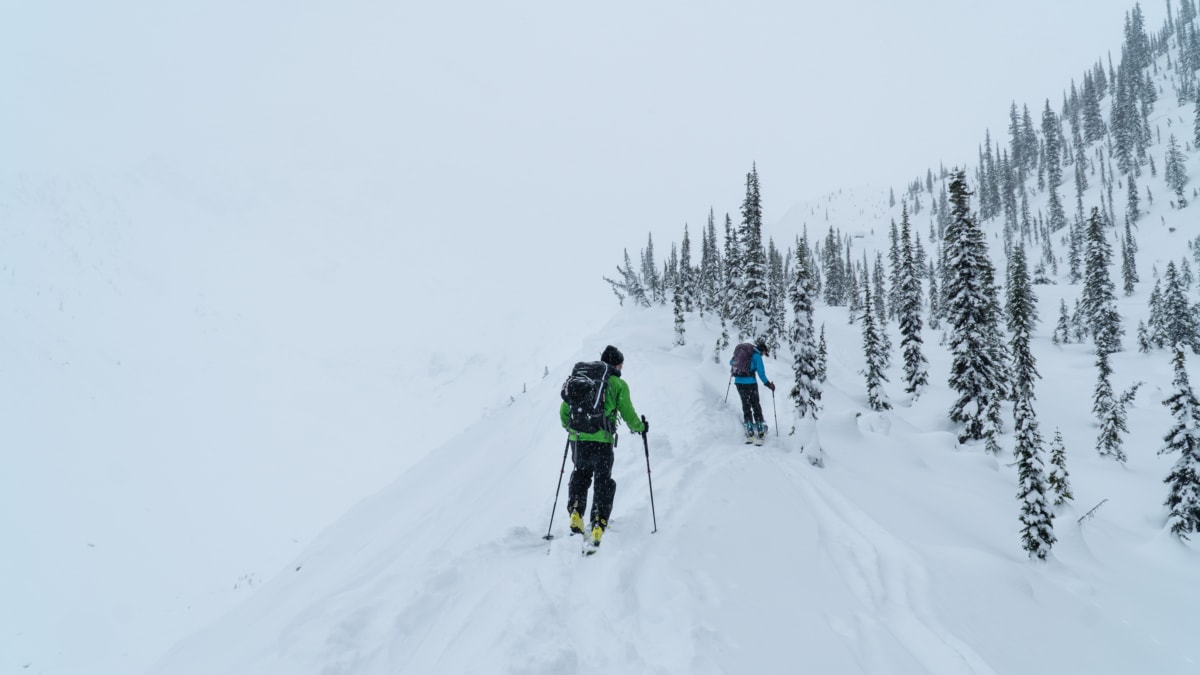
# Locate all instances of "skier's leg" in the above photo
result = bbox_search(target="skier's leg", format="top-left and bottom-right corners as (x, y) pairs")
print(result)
(591, 446), (617, 528)
(747, 386), (764, 425)
(736, 383), (756, 433)
(567, 441), (596, 517)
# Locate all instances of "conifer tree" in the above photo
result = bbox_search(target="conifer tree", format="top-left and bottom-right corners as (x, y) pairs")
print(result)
(737, 165), (769, 338)
(1047, 428), (1074, 507)
(897, 207), (929, 397)
(1082, 72), (1107, 144)
(1128, 169), (1137, 222)
(1007, 244), (1040, 400)
(722, 212), (740, 319)
(860, 283), (891, 411)
(846, 247), (861, 322)
(1093, 349), (1128, 461)
(888, 219), (902, 319)
(673, 277), (686, 346)
(1014, 391), (1055, 560)
(1152, 262), (1200, 352)
(788, 249), (821, 420)
(1122, 219), (1139, 296)
(872, 253), (892, 366)
(766, 239), (787, 353)
(1194, 94), (1200, 150)
(1021, 104), (1039, 175)
(642, 233), (663, 305)
(822, 226), (845, 306)
(1053, 299), (1072, 344)
(1007, 244), (1047, 486)
(817, 323), (828, 382)
(699, 208), (721, 315)
(1161, 346), (1200, 539)
(927, 259), (941, 330)
(1081, 207), (1124, 353)
(1165, 134), (1190, 208)
(680, 224), (695, 313)
(945, 171), (1006, 444)
(605, 248), (651, 307)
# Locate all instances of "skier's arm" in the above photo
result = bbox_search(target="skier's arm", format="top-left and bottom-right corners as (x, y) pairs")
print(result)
(615, 383), (646, 433)
(560, 401), (570, 429)
(754, 353), (770, 386)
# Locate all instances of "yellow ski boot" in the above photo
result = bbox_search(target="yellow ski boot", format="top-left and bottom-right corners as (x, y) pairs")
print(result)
(569, 511), (585, 536)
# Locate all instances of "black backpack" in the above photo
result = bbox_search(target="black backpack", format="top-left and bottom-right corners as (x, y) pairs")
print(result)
(731, 342), (755, 377)
(561, 361), (613, 434)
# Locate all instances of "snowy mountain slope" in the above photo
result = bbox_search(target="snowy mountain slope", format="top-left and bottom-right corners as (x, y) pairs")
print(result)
(147, 296), (1200, 674)
(146, 14), (1200, 671)
(0, 167), (597, 675)
(8, 1), (1200, 672)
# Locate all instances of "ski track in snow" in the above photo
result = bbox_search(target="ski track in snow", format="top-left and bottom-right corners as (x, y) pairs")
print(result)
(770, 453), (996, 675)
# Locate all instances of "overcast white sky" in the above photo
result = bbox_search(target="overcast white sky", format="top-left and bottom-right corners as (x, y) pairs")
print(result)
(1, 1), (1165, 336)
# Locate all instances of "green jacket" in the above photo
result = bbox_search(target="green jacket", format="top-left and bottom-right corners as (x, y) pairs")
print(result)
(560, 371), (645, 443)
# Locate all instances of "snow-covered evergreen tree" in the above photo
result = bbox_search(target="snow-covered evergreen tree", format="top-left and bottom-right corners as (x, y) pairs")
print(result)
(1081, 207), (1124, 353)
(897, 206), (928, 397)
(1007, 244), (1040, 399)
(1052, 299), (1072, 345)
(679, 224), (695, 313)
(944, 170), (1006, 444)
(822, 226), (845, 306)
(816, 323), (828, 383)
(860, 283), (891, 411)
(1151, 261), (1200, 352)
(1122, 219), (1139, 296)
(1126, 172), (1141, 223)
(737, 165), (769, 339)
(871, 253), (892, 367)
(1014, 392), (1055, 560)
(642, 233), (664, 305)
(1047, 428), (1074, 507)
(788, 248), (821, 421)
(672, 277), (685, 346)
(604, 248), (651, 307)
(765, 239), (786, 354)
(1093, 349), (1127, 461)
(1165, 133), (1190, 208)
(1007, 238), (1054, 555)
(927, 258), (940, 330)
(1160, 346), (1200, 539)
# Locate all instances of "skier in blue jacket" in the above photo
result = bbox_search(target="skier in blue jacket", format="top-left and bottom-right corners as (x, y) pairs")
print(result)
(730, 338), (775, 442)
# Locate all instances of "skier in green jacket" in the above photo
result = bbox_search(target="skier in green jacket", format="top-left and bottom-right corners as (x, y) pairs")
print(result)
(559, 345), (647, 547)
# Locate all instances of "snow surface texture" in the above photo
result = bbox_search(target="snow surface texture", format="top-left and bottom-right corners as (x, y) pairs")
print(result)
(6, 1), (1200, 674)
(147, 301), (1200, 674)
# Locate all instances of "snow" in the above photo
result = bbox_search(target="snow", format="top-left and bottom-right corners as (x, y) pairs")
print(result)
(133, 302), (1200, 674)
(6, 1), (1200, 674)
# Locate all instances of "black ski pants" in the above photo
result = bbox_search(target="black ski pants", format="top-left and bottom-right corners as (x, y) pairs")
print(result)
(567, 440), (616, 528)
(735, 383), (765, 425)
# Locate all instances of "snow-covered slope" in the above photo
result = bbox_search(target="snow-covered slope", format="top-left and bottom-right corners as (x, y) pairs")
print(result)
(0, 165), (596, 675)
(147, 301), (1199, 674)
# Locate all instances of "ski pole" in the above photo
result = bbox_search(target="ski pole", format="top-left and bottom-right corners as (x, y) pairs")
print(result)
(543, 436), (572, 540)
(771, 389), (779, 436)
(641, 415), (658, 534)
(724, 374), (732, 403)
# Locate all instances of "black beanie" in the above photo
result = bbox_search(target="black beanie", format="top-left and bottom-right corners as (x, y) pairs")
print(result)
(600, 345), (624, 366)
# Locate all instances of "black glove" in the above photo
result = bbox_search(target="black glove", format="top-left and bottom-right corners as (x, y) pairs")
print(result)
(767, 382), (776, 391)
(641, 416), (649, 434)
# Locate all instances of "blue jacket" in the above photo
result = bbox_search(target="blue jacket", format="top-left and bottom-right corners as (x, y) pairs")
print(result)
(731, 349), (770, 386)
